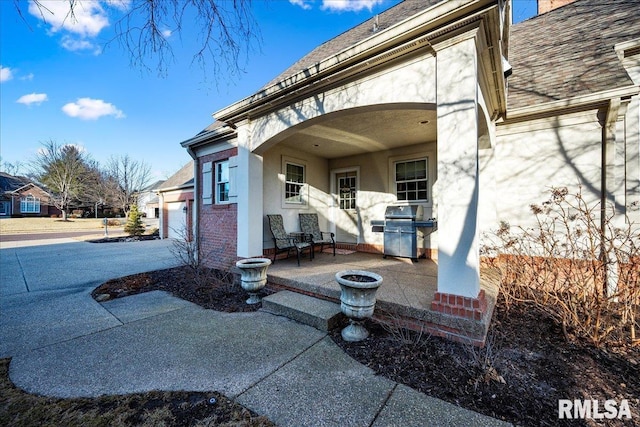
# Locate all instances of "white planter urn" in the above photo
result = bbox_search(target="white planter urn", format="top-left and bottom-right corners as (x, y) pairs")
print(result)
(236, 258), (272, 304)
(335, 270), (383, 342)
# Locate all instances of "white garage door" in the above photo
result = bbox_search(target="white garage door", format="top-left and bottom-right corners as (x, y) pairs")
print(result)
(167, 202), (186, 239)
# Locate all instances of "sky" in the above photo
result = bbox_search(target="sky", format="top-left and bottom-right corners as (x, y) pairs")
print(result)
(0, 0), (537, 181)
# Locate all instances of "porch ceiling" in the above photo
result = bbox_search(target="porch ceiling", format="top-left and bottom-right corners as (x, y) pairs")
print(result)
(279, 108), (437, 159)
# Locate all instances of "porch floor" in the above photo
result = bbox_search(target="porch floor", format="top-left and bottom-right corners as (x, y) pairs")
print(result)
(265, 250), (500, 344)
(266, 250), (438, 313)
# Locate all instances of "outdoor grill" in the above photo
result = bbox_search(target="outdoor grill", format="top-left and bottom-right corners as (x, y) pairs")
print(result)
(371, 205), (436, 262)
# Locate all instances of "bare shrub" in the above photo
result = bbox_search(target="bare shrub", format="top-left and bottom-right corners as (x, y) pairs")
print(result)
(483, 187), (640, 347)
(170, 226), (237, 291)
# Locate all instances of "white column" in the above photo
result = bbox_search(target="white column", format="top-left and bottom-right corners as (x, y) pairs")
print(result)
(435, 31), (481, 298)
(236, 124), (264, 258)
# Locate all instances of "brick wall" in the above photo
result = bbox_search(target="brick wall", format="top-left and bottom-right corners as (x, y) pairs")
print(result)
(12, 186), (59, 217)
(199, 148), (238, 270)
(537, 0), (576, 14)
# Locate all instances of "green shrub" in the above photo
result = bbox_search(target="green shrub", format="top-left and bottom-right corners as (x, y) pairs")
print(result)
(124, 205), (145, 236)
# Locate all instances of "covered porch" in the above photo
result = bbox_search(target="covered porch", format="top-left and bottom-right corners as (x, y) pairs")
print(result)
(265, 250), (499, 345)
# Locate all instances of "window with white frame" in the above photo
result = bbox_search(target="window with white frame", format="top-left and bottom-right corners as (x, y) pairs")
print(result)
(20, 195), (41, 213)
(395, 158), (428, 202)
(284, 161), (305, 204)
(215, 160), (229, 203)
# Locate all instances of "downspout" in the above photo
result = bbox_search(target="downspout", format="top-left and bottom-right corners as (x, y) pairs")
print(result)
(186, 146), (200, 259)
(602, 98), (621, 298)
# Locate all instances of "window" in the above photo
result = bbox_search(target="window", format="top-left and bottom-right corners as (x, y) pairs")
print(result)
(337, 171), (357, 210)
(284, 162), (305, 204)
(20, 195), (41, 213)
(215, 160), (229, 203)
(395, 158), (428, 202)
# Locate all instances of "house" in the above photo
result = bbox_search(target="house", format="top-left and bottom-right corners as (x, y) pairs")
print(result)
(0, 172), (61, 217)
(180, 0), (640, 343)
(157, 161), (194, 239)
(137, 180), (165, 219)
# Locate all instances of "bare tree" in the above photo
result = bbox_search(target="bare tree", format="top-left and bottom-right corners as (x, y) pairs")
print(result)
(13, 0), (260, 78)
(31, 140), (91, 221)
(104, 154), (152, 217)
(0, 157), (24, 176)
(83, 160), (116, 217)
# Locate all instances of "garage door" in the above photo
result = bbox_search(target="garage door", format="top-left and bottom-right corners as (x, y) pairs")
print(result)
(166, 202), (186, 239)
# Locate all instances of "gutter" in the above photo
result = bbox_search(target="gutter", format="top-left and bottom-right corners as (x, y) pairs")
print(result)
(180, 126), (237, 150)
(502, 85), (640, 123)
(213, 0), (498, 123)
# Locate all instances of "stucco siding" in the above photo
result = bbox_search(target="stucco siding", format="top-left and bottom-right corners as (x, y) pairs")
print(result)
(493, 110), (603, 230)
(262, 145), (330, 249)
(261, 141), (438, 250)
(252, 54), (437, 152)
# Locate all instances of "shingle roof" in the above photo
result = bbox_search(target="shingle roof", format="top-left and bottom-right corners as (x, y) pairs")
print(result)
(158, 161), (194, 191)
(264, 0), (443, 88)
(508, 0), (640, 110)
(0, 172), (33, 194)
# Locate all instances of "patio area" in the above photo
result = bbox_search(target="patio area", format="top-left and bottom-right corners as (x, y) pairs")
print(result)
(265, 250), (500, 344)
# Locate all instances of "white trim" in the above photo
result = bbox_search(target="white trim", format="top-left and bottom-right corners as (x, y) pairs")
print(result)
(281, 156), (308, 208)
(504, 86), (640, 121)
(214, 160), (231, 205)
(387, 152), (434, 208)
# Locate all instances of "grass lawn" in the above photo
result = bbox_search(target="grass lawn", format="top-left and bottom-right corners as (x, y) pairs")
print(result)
(0, 359), (273, 427)
(0, 218), (124, 234)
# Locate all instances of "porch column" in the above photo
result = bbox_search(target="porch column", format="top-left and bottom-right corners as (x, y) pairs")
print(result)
(236, 124), (264, 258)
(433, 30), (482, 302)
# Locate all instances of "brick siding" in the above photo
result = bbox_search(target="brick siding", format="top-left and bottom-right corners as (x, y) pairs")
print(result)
(199, 148), (238, 270)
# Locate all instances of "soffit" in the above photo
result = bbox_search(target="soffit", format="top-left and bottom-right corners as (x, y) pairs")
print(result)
(276, 108), (436, 159)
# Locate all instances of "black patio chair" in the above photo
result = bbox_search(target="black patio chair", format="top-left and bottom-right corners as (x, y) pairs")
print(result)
(299, 213), (336, 256)
(267, 214), (313, 266)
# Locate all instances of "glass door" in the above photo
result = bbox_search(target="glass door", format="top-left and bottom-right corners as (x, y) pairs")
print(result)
(332, 169), (359, 243)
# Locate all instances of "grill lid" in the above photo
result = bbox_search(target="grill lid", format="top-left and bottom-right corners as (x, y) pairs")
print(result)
(384, 205), (423, 220)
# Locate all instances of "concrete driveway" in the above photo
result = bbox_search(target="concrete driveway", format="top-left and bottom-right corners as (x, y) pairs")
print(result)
(0, 238), (510, 426)
(0, 238), (181, 357)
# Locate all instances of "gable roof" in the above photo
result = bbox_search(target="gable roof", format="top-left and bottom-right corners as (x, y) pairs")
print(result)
(158, 161), (194, 192)
(0, 172), (34, 194)
(142, 180), (166, 192)
(508, 0), (640, 110)
(265, 0), (443, 88)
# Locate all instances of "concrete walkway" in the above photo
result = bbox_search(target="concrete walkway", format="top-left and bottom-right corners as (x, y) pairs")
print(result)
(0, 239), (510, 426)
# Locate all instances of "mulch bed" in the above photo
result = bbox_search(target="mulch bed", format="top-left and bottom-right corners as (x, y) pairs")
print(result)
(87, 234), (160, 244)
(93, 266), (640, 426)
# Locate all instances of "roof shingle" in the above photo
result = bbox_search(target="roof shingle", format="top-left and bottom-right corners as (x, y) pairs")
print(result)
(508, 0), (640, 109)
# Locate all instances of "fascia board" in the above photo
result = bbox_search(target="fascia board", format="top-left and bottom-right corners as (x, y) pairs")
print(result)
(180, 127), (236, 149)
(503, 85), (640, 122)
(214, 0), (495, 122)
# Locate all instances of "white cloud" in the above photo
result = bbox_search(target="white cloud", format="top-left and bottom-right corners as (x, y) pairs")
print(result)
(62, 97), (125, 120)
(1, 66), (13, 83)
(61, 35), (102, 54)
(161, 29), (173, 38)
(321, 0), (385, 12)
(28, 0), (109, 37)
(17, 93), (49, 106)
(27, 0), (127, 53)
(20, 73), (35, 81)
(289, 0), (313, 10)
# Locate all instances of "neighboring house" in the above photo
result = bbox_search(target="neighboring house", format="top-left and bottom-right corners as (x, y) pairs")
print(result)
(157, 161), (194, 239)
(137, 180), (165, 219)
(0, 172), (61, 217)
(180, 0), (640, 342)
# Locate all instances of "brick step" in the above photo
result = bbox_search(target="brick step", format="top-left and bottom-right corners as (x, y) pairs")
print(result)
(261, 290), (343, 332)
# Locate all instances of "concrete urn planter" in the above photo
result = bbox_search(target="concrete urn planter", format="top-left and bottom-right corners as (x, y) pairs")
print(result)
(236, 258), (272, 304)
(336, 270), (383, 342)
